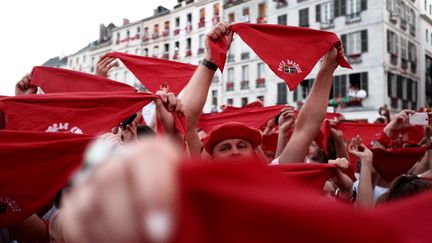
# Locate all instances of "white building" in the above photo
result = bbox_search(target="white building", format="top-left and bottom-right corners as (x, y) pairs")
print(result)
(43, 0), (429, 113)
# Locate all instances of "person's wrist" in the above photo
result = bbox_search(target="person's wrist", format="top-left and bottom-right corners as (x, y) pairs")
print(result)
(204, 53), (213, 63)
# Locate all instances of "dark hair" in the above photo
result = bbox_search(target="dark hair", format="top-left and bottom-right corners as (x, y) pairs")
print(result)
(385, 175), (432, 202)
(137, 125), (156, 137)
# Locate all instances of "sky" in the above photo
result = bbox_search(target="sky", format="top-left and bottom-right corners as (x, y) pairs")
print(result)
(0, 0), (178, 96)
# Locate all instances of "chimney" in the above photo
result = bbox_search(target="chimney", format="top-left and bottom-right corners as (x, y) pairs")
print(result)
(99, 24), (106, 42)
(123, 18), (130, 25)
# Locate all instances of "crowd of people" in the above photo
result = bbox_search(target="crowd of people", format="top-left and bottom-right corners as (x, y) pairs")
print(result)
(1, 22), (432, 243)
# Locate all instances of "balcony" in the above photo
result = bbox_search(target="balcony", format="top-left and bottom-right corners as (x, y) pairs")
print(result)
(226, 82), (234, 91)
(320, 19), (334, 29)
(227, 54), (235, 63)
(240, 80), (249, 90)
(198, 19), (205, 28)
(345, 12), (361, 24)
(173, 52), (179, 60)
(130, 34), (140, 41)
(257, 16), (267, 24)
(198, 47), (205, 55)
(223, 0), (248, 8)
(185, 49), (192, 57)
(152, 32), (160, 40)
(347, 53), (362, 64)
(162, 53), (169, 60)
(173, 28), (180, 36)
(241, 52), (250, 60)
(162, 30), (170, 37)
(185, 24), (192, 34)
(212, 16), (220, 26)
(256, 78), (265, 88)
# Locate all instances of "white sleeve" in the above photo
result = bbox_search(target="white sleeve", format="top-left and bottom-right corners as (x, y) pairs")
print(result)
(269, 157), (280, 166)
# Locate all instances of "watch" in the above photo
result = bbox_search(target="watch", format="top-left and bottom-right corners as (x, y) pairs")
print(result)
(201, 58), (218, 71)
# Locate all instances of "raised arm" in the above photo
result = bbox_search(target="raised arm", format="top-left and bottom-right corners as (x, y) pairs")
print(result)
(278, 46), (342, 163)
(181, 23), (233, 156)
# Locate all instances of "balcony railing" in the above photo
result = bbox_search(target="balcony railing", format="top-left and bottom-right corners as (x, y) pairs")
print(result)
(240, 80), (249, 90)
(185, 49), (192, 57)
(173, 52), (179, 60)
(185, 24), (192, 34)
(173, 28), (180, 36)
(198, 19), (205, 28)
(241, 52), (250, 60)
(226, 82), (234, 91)
(162, 53), (169, 60)
(256, 78), (265, 88)
(198, 47), (205, 55)
(345, 12), (361, 24)
(143, 33), (150, 41)
(162, 30), (170, 37)
(257, 16), (267, 24)
(347, 53), (362, 64)
(212, 16), (220, 26)
(320, 19), (334, 29)
(152, 32), (160, 40)
(400, 19), (407, 30)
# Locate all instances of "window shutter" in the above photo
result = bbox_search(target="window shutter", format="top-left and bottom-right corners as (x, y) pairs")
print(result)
(334, 0), (340, 17)
(341, 34), (347, 51)
(361, 30), (368, 52)
(341, 0), (346, 16)
(316, 4), (321, 22)
(361, 0), (367, 11)
(387, 72), (392, 97)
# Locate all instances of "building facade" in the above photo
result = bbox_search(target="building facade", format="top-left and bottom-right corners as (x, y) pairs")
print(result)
(43, 0), (429, 113)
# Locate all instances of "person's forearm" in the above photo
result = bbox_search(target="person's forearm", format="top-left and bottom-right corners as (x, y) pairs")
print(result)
(278, 67), (335, 163)
(182, 63), (216, 129)
(358, 161), (374, 208)
(408, 152), (429, 175)
(275, 132), (290, 158)
(334, 139), (349, 162)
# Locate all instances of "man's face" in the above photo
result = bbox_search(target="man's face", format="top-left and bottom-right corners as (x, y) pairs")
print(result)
(212, 138), (254, 161)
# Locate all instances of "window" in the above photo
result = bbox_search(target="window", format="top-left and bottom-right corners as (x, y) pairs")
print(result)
(241, 65), (249, 81)
(214, 3), (220, 16)
(227, 98), (233, 106)
(348, 31), (361, 55)
(257, 63), (265, 78)
(277, 83), (288, 104)
(144, 48), (149, 56)
(187, 13), (192, 25)
(241, 97), (248, 107)
(334, 0), (346, 17)
(228, 12), (235, 23)
(198, 34), (205, 54)
(294, 79), (314, 101)
(387, 30), (399, 56)
(227, 68), (234, 82)
(212, 90), (218, 106)
(258, 3), (267, 23)
(175, 17), (180, 28)
(242, 8), (250, 22)
(408, 42), (417, 73)
(349, 72), (368, 96)
(331, 75), (347, 99)
(299, 8), (309, 27)
(346, 0), (362, 23)
(400, 1), (407, 29)
(278, 14), (287, 25)
(257, 96), (264, 103)
(317, 1), (334, 27)
(199, 8), (205, 22)
(427, 29), (429, 43)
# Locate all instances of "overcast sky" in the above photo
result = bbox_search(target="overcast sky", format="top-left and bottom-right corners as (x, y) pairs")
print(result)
(0, 0), (178, 96)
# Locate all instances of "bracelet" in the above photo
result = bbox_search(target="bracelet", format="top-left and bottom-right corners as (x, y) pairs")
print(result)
(201, 58), (218, 71)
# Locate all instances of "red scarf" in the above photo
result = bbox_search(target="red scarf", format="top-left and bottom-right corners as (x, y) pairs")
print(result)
(30, 66), (135, 93)
(0, 131), (93, 228)
(107, 52), (197, 95)
(175, 161), (432, 243)
(209, 23), (351, 90)
(372, 147), (428, 183)
(0, 92), (157, 135)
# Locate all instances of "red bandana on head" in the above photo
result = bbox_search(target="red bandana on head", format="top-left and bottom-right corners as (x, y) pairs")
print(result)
(209, 23), (352, 91)
(107, 52), (197, 95)
(0, 92), (157, 135)
(0, 130), (93, 228)
(30, 66), (135, 93)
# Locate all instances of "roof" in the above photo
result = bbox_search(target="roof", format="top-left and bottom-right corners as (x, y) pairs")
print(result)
(42, 56), (68, 67)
